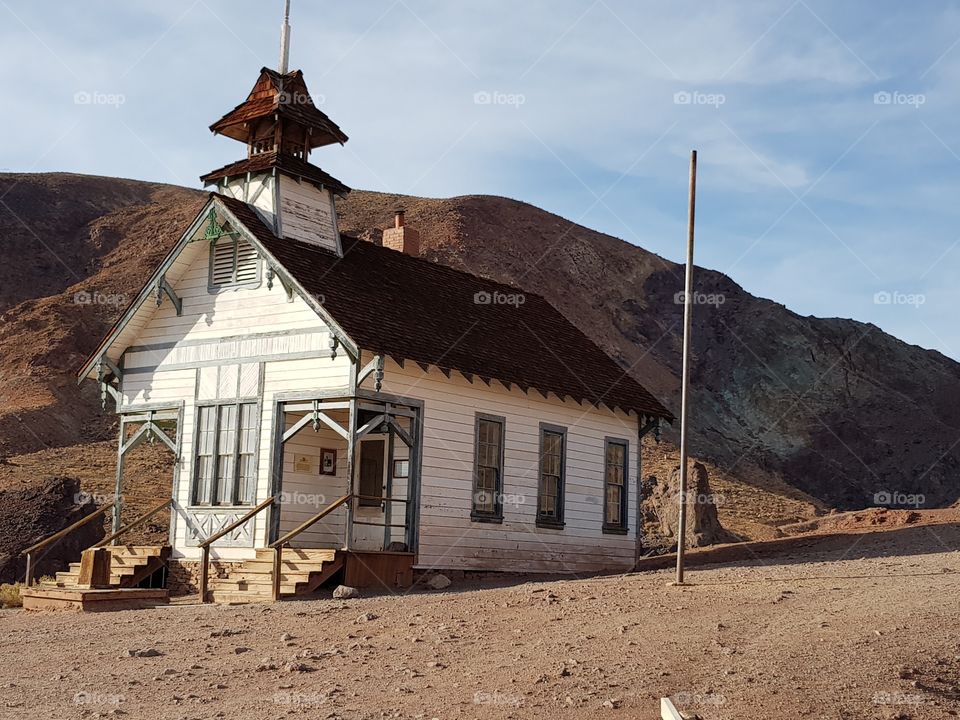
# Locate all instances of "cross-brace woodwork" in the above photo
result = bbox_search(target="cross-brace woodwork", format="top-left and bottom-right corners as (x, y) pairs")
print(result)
(281, 400), (350, 442)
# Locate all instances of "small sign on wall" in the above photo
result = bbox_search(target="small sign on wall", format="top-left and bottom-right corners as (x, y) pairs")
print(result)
(294, 454), (312, 473)
(320, 448), (337, 475)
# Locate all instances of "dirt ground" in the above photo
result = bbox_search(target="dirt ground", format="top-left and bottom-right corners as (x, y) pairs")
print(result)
(2, 524), (959, 720)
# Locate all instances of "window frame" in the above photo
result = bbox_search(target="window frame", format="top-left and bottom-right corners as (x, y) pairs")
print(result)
(471, 413), (506, 523)
(602, 437), (630, 534)
(207, 236), (262, 292)
(191, 400), (260, 508)
(536, 423), (567, 529)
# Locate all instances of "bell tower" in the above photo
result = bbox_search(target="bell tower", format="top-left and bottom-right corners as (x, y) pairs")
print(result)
(201, 1), (349, 256)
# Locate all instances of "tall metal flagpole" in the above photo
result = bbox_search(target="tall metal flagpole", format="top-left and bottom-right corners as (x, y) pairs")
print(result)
(279, 0), (291, 74)
(675, 150), (697, 585)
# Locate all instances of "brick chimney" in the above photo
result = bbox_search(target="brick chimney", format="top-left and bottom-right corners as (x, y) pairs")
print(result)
(382, 209), (420, 256)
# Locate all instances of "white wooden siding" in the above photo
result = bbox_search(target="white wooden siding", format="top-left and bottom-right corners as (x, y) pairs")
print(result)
(134, 245), (322, 345)
(277, 175), (338, 251)
(376, 357), (640, 573)
(116, 232), (352, 560)
(220, 174), (276, 225)
(120, 368), (196, 407)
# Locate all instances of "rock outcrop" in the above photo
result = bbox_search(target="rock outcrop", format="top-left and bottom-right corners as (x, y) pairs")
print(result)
(641, 462), (738, 553)
(0, 476), (104, 583)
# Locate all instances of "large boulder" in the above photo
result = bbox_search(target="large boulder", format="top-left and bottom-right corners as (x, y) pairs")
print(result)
(641, 462), (737, 553)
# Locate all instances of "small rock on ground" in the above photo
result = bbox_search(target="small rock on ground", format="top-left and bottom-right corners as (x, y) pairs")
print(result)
(426, 574), (451, 590)
(333, 585), (361, 599)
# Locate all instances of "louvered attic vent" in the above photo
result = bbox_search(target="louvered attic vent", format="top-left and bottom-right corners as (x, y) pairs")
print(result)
(209, 238), (261, 290)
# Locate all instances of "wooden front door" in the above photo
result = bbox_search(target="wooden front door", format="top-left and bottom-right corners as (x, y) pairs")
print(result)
(358, 439), (385, 507)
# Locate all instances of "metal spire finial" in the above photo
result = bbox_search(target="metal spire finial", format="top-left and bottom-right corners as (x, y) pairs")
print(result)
(279, 0), (291, 75)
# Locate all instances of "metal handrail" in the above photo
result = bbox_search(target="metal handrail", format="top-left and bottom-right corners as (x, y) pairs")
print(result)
(20, 502), (116, 586)
(267, 494), (352, 600)
(197, 495), (276, 603)
(94, 498), (172, 548)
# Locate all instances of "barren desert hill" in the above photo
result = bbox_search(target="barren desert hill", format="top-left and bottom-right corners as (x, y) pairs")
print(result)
(0, 171), (958, 513)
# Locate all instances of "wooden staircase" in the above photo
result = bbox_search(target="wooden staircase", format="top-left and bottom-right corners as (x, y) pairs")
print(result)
(39, 546), (170, 590)
(207, 548), (344, 603)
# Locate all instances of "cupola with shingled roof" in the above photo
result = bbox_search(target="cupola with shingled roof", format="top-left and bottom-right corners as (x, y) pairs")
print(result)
(200, 0), (349, 256)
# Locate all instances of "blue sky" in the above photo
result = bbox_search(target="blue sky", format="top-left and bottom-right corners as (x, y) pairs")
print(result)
(2, 0), (960, 360)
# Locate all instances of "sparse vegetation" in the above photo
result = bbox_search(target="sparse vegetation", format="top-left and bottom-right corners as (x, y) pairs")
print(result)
(0, 578), (52, 608)
(0, 582), (24, 608)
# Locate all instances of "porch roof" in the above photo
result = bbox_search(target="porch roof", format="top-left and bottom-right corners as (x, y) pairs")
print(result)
(220, 195), (673, 421)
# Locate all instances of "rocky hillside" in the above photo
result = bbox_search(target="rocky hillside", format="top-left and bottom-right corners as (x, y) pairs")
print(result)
(1, 172), (958, 511)
(339, 193), (960, 509)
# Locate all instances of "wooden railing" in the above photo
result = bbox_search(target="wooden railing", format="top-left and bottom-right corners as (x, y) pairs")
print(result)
(94, 498), (172, 548)
(19, 502), (116, 587)
(267, 494), (352, 601)
(197, 496), (276, 603)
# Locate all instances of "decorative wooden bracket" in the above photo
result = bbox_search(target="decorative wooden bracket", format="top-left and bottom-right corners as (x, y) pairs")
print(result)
(96, 358), (122, 410)
(357, 355), (385, 390)
(265, 266), (294, 302)
(100, 356), (123, 382)
(374, 356), (385, 391)
(640, 416), (662, 442)
(154, 276), (182, 316)
(357, 355), (385, 391)
(202, 207), (239, 243)
(329, 335), (339, 360)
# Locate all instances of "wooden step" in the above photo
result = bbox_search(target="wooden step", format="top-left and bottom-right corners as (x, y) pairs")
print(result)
(106, 546), (166, 557)
(206, 591), (274, 604)
(209, 578), (301, 594)
(254, 548), (336, 562)
(110, 555), (152, 567)
(204, 548), (345, 604)
(45, 546), (169, 590)
(230, 559), (327, 574)
(226, 571), (313, 584)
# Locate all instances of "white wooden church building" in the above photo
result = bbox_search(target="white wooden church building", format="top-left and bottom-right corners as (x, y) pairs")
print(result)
(64, 11), (672, 603)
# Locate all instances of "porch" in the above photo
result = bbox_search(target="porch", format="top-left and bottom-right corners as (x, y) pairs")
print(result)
(185, 390), (421, 602)
(20, 390), (422, 608)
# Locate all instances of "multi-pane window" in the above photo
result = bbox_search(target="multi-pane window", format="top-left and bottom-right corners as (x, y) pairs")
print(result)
(537, 425), (566, 527)
(193, 403), (258, 506)
(209, 238), (260, 289)
(472, 415), (505, 520)
(603, 439), (629, 531)
(236, 404), (258, 504)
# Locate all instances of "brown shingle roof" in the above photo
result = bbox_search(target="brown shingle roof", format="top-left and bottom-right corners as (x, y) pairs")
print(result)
(217, 195), (672, 420)
(210, 68), (348, 148)
(201, 151), (350, 196)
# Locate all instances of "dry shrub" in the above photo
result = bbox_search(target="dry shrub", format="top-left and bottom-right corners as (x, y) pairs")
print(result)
(0, 578), (53, 608)
(0, 582), (24, 608)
